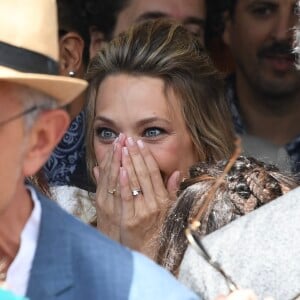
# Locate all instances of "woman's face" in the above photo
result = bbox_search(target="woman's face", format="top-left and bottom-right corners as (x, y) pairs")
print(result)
(93, 74), (198, 183)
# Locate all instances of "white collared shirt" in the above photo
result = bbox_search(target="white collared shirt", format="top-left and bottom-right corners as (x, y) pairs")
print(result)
(6, 186), (41, 296)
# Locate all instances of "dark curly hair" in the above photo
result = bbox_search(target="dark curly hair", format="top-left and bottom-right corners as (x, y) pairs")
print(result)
(57, 0), (90, 65)
(228, 0), (238, 17)
(204, 0), (237, 42)
(84, 0), (128, 40)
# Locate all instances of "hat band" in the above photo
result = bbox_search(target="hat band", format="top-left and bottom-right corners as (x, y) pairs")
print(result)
(0, 41), (59, 75)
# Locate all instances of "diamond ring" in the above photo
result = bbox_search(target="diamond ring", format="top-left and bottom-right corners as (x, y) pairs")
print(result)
(131, 188), (143, 197)
(107, 189), (117, 196)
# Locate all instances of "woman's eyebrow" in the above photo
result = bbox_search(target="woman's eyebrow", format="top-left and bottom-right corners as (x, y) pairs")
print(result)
(94, 115), (171, 127)
(94, 115), (116, 127)
(135, 117), (171, 127)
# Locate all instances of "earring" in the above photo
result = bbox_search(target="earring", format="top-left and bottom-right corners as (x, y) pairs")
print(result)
(68, 70), (76, 77)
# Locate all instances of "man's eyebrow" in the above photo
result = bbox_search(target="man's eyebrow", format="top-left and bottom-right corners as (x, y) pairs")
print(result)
(136, 12), (206, 29)
(135, 11), (169, 22)
(183, 17), (206, 29)
(246, 0), (278, 7)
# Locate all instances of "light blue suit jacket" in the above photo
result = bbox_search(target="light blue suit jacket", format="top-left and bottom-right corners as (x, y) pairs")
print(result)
(26, 191), (199, 300)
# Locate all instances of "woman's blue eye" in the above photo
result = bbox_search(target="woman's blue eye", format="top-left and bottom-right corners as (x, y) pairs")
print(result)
(144, 128), (164, 138)
(96, 127), (117, 140)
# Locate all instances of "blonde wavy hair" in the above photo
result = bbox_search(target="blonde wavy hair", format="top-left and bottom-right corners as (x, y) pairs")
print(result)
(85, 19), (235, 183)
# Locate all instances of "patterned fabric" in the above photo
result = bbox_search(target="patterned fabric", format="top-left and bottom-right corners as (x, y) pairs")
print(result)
(43, 110), (88, 188)
(226, 75), (300, 174)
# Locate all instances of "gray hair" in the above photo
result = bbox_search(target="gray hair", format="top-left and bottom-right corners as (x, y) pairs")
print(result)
(11, 84), (59, 130)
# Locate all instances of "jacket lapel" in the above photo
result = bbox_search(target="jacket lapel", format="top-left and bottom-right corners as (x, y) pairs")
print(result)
(26, 193), (73, 299)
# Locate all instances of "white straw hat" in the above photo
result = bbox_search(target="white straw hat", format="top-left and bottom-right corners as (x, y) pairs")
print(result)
(0, 0), (87, 104)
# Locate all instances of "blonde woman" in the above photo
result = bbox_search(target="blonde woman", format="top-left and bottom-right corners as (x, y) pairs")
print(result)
(85, 19), (236, 258)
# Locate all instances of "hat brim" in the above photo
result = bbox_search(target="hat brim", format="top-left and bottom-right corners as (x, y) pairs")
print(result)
(0, 66), (87, 105)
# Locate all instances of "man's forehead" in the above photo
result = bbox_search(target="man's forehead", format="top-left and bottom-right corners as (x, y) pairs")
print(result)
(0, 81), (22, 111)
(128, 0), (206, 21)
(0, 83), (23, 114)
(0, 82), (19, 99)
(114, 0), (206, 37)
(0, 82), (31, 106)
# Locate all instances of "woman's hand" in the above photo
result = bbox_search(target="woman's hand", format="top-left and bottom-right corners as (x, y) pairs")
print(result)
(118, 137), (180, 258)
(93, 134), (126, 242)
(94, 134), (180, 259)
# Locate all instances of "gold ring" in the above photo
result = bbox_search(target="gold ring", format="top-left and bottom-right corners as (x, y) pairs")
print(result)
(131, 188), (143, 197)
(107, 189), (117, 196)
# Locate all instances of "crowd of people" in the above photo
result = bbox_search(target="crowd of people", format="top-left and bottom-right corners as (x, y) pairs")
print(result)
(0, 0), (299, 299)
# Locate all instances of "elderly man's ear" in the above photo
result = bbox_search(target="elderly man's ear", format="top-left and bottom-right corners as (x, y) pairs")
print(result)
(59, 31), (84, 77)
(22, 110), (70, 176)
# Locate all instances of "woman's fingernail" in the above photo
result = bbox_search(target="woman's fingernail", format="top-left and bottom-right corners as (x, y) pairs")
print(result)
(113, 142), (118, 152)
(122, 147), (129, 156)
(137, 139), (144, 149)
(114, 136), (119, 144)
(127, 137), (135, 146)
(120, 166), (127, 178)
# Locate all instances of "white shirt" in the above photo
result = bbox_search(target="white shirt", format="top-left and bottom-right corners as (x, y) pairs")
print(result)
(6, 186), (41, 296)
